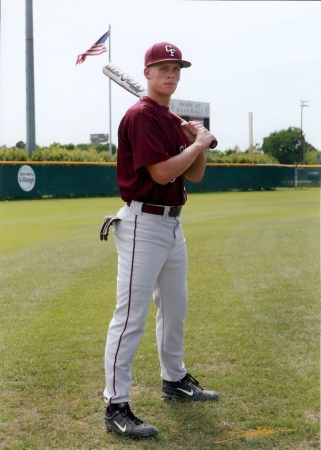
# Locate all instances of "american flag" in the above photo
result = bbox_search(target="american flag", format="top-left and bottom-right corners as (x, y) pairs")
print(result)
(76, 31), (109, 65)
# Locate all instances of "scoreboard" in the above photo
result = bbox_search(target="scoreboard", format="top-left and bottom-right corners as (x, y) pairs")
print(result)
(169, 99), (210, 130)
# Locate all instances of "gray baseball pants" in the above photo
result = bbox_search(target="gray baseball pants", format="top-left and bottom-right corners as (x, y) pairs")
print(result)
(104, 201), (188, 404)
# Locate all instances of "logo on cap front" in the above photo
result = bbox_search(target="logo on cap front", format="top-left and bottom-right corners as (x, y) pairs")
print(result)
(165, 45), (176, 57)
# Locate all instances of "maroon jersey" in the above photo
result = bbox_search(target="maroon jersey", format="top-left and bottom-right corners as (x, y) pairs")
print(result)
(117, 97), (188, 206)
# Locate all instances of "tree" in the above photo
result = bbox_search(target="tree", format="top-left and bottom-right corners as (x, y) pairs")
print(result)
(15, 141), (26, 149)
(262, 127), (303, 164)
(305, 150), (321, 165)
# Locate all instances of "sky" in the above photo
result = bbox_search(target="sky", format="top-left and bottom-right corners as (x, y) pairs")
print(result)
(1, 0), (320, 152)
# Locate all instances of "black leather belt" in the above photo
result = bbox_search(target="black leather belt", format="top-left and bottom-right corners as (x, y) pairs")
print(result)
(127, 202), (182, 217)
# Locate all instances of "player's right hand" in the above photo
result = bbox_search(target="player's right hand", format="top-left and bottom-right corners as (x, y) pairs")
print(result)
(188, 121), (215, 150)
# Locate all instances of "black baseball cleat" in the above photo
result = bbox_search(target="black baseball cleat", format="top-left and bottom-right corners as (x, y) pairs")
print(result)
(105, 402), (159, 437)
(162, 373), (219, 401)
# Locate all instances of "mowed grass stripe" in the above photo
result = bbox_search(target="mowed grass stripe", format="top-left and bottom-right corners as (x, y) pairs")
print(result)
(0, 189), (319, 449)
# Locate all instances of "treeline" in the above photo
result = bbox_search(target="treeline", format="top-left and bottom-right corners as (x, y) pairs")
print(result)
(0, 142), (117, 163)
(0, 128), (320, 165)
(0, 145), (310, 165)
(0, 142), (277, 164)
(206, 149), (278, 164)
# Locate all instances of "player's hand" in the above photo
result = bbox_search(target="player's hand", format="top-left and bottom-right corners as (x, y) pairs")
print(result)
(180, 120), (200, 144)
(181, 121), (215, 150)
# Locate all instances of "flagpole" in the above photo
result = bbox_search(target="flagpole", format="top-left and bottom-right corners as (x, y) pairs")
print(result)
(108, 24), (112, 158)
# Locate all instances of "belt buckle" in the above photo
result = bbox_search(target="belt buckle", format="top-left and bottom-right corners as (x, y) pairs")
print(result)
(169, 206), (181, 217)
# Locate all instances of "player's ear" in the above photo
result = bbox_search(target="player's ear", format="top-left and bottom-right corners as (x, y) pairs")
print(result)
(144, 67), (151, 80)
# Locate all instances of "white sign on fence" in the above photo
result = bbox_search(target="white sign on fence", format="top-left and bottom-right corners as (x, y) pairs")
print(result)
(17, 165), (36, 192)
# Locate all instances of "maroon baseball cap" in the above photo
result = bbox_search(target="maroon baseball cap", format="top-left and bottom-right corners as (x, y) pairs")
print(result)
(144, 42), (191, 68)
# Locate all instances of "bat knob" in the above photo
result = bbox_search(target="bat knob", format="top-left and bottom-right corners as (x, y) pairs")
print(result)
(209, 139), (218, 149)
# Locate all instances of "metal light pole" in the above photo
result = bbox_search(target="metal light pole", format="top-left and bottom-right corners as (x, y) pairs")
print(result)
(26, 0), (36, 154)
(300, 100), (309, 165)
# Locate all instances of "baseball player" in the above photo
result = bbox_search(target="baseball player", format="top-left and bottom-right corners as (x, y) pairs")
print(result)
(103, 42), (219, 438)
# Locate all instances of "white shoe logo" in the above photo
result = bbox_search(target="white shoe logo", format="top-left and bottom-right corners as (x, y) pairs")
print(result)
(177, 388), (194, 396)
(114, 421), (126, 433)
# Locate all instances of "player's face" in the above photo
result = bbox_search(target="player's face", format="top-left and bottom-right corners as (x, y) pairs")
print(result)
(145, 62), (181, 98)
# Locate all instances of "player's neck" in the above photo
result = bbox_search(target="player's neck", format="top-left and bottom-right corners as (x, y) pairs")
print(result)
(147, 91), (171, 108)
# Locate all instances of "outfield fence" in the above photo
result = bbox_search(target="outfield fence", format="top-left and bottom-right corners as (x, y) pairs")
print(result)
(0, 162), (320, 199)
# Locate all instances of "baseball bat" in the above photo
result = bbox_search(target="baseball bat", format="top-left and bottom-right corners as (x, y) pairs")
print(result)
(102, 63), (218, 149)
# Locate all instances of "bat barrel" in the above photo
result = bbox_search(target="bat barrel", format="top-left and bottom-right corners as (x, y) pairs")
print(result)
(103, 64), (147, 98)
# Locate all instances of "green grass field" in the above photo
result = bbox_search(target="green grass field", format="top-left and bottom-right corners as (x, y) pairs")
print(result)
(0, 189), (319, 450)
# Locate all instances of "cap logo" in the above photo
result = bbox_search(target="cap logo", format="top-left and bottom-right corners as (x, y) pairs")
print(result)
(165, 45), (176, 57)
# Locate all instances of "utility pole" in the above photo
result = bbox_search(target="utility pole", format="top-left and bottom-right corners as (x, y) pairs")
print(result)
(300, 100), (309, 165)
(26, 0), (36, 154)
